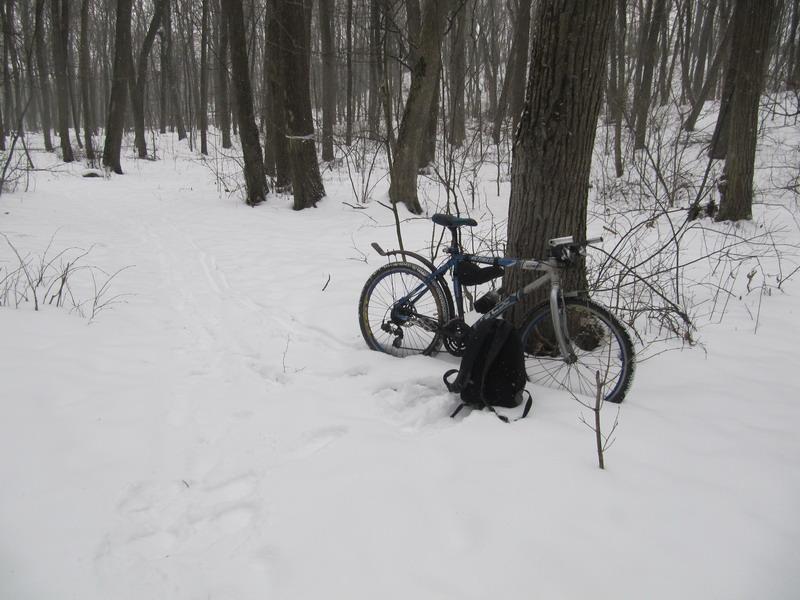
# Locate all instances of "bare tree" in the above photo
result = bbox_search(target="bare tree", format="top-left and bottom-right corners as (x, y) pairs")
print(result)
(103, 0), (132, 173)
(130, 0), (168, 159)
(277, 0), (325, 209)
(51, 0), (75, 162)
(320, 0), (336, 161)
(222, 0), (268, 205)
(716, 0), (776, 221)
(79, 0), (94, 162)
(34, 0), (54, 151)
(388, 0), (450, 214)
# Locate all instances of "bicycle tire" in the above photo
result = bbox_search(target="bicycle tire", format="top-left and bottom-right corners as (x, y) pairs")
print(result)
(359, 262), (450, 357)
(520, 297), (635, 403)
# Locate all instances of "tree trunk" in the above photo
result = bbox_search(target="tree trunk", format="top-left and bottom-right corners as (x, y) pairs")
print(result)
(492, 0), (533, 144)
(222, 0), (268, 205)
(345, 0), (354, 145)
(633, 0), (668, 149)
(504, 0), (614, 325)
(448, 0), (467, 146)
(51, 0), (75, 162)
(388, 0), (449, 213)
(217, 0), (232, 148)
(34, 0), (54, 151)
(320, 0), (336, 161)
(265, 0), (289, 187)
(367, 0), (382, 138)
(277, 0), (325, 209)
(199, 0), (209, 155)
(684, 16), (731, 132)
(79, 0), (94, 162)
(163, 0), (187, 140)
(716, 0), (775, 221)
(131, 0), (167, 159)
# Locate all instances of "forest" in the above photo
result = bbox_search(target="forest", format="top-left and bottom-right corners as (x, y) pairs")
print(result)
(1, 0), (799, 598)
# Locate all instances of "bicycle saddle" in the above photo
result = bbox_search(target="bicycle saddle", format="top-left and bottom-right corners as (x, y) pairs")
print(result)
(431, 213), (478, 228)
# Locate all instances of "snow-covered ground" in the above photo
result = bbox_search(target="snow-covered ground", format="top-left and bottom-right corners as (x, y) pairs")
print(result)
(2, 115), (799, 599)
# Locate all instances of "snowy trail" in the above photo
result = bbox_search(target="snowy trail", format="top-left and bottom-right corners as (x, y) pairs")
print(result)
(2, 148), (800, 599)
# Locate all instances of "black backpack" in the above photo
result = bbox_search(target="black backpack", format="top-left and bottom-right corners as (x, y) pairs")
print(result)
(443, 319), (533, 422)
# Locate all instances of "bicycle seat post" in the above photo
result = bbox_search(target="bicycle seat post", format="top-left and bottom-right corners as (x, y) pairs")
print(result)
(447, 226), (461, 254)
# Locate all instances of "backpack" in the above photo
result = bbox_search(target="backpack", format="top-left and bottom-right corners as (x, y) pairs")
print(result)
(443, 319), (533, 423)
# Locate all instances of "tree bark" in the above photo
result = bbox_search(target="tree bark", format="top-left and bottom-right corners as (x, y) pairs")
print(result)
(684, 15), (731, 132)
(216, 0), (232, 148)
(199, 0), (209, 155)
(277, 0), (325, 209)
(265, 0), (290, 187)
(320, 0), (336, 161)
(389, 0), (449, 213)
(504, 0), (614, 325)
(162, 0), (187, 140)
(79, 0), (94, 162)
(222, 0), (268, 205)
(492, 0), (533, 144)
(448, 0), (467, 146)
(131, 0), (167, 159)
(345, 0), (354, 145)
(34, 0), (53, 151)
(51, 0), (75, 162)
(716, 0), (775, 221)
(633, 0), (668, 149)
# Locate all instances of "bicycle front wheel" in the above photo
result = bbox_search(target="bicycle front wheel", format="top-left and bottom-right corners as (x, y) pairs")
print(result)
(520, 297), (635, 403)
(359, 262), (449, 357)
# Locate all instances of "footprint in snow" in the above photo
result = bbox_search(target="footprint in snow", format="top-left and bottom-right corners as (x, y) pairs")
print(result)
(288, 426), (348, 459)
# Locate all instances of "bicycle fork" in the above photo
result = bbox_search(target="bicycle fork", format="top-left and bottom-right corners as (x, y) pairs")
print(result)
(549, 283), (577, 363)
(518, 268), (577, 363)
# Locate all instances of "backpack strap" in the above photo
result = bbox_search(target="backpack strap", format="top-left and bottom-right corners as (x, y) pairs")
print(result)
(443, 369), (459, 393)
(484, 390), (533, 423)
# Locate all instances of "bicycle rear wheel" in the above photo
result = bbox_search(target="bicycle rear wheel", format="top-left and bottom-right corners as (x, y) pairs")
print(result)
(359, 262), (449, 357)
(520, 297), (635, 403)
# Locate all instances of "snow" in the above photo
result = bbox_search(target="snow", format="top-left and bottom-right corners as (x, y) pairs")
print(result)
(2, 115), (800, 599)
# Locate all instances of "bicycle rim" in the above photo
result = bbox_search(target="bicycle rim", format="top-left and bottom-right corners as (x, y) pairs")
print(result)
(521, 298), (634, 403)
(359, 263), (446, 357)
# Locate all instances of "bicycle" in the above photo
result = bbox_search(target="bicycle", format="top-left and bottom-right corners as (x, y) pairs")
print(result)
(358, 213), (635, 404)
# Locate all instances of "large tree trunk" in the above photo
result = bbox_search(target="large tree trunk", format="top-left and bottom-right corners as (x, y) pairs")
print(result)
(277, 0), (325, 209)
(34, 0), (53, 151)
(320, 0), (336, 161)
(389, 0), (449, 213)
(504, 0), (614, 325)
(222, 0), (268, 205)
(716, 0), (775, 221)
(51, 0), (75, 162)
